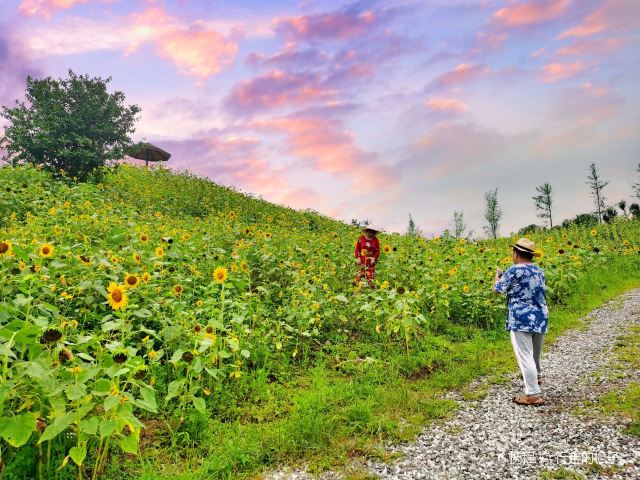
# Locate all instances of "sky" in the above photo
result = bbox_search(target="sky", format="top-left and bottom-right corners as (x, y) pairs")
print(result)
(1, 0), (639, 235)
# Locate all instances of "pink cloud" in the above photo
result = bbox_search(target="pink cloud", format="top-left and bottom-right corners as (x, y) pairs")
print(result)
(128, 8), (238, 79)
(247, 46), (327, 68)
(555, 37), (623, 56)
(426, 64), (489, 91)
(18, 0), (110, 17)
(541, 61), (586, 82)
(492, 0), (569, 27)
(252, 116), (395, 193)
(425, 98), (468, 113)
(274, 8), (383, 42)
(556, 0), (639, 39)
(155, 27), (238, 78)
(225, 71), (337, 114)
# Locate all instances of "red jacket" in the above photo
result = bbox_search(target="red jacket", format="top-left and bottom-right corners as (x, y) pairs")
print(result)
(355, 235), (380, 262)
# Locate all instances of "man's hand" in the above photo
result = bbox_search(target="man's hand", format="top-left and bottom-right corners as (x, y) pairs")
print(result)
(355, 257), (362, 265)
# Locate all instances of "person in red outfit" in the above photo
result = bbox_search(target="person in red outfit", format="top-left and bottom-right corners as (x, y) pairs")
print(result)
(354, 226), (381, 287)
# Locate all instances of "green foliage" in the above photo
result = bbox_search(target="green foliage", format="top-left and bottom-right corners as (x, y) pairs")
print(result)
(1, 164), (640, 478)
(0, 70), (140, 181)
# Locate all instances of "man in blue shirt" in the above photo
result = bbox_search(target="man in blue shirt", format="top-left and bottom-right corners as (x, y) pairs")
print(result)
(493, 238), (548, 406)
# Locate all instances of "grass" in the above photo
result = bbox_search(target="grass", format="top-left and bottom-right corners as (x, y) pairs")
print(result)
(588, 325), (640, 436)
(539, 467), (586, 480)
(104, 255), (640, 479)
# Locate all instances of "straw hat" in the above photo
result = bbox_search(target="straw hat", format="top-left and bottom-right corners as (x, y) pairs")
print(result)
(362, 225), (383, 234)
(513, 237), (541, 257)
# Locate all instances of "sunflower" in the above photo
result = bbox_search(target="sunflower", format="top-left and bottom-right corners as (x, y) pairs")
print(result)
(39, 243), (54, 258)
(124, 273), (140, 288)
(140, 233), (150, 243)
(462, 285), (471, 294)
(590, 229), (598, 237)
(107, 283), (128, 310)
(213, 267), (228, 284)
(173, 284), (184, 296)
(78, 254), (91, 265)
(264, 232), (272, 239)
(155, 246), (164, 257)
(500, 257), (511, 265)
(196, 299), (204, 307)
(441, 283), (449, 289)
(241, 261), (249, 272)
(0, 240), (13, 256)
(132, 253), (141, 264)
(141, 272), (151, 283)
(383, 244), (392, 254)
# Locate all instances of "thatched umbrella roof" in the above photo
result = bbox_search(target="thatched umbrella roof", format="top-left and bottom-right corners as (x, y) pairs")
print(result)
(126, 143), (171, 166)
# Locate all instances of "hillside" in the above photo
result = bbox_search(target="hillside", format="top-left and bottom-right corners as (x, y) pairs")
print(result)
(1, 164), (639, 479)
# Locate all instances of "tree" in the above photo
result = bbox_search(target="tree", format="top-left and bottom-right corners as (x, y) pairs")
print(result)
(483, 188), (502, 239)
(350, 218), (371, 228)
(603, 206), (617, 223)
(518, 224), (540, 236)
(453, 210), (466, 239)
(0, 70), (140, 181)
(406, 213), (423, 237)
(618, 200), (628, 218)
(532, 182), (553, 228)
(633, 163), (640, 200)
(630, 203), (640, 220)
(562, 213), (599, 229)
(586, 163), (608, 223)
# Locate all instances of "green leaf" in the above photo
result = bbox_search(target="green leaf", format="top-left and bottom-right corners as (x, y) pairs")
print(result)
(39, 412), (74, 443)
(165, 379), (184, 402)
(240, 349), (250, 359)
(93, 379), (111, 395)
(99, 419), (119, 438)
(334, 294), (349, 303)
(192, 396), (206, 414)
(66, 384), (86, 401)
(0, 414), (36, 447)
(69, 444), (87, 465)
(79, 417), (99, 435)
(103, 395), (119, 411)
(119, 431), (139, 454)
(136, 386), (157, 413)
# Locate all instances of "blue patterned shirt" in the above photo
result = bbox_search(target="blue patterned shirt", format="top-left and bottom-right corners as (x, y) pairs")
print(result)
(493, 264), (548, 333)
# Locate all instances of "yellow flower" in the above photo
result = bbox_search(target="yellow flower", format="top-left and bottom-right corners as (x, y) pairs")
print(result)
(124, 273), (140, 288)
(463, 285), (470, 294)
(383, 244), (392, 254)
(140, 233), (150, 243)
(107, 283), (128, 310)
(590, 229), (597, 237)
(148, 350), (157, 359)
(155, 246), (164, 257)
(132, 252), (141, 264)
(241, 261), (249, 272)
(213, 266), (228, 284)
(231, 263), (239, 273)
(375, 324), (382, 333)
(448, 267), (458, 276)
(142, 272), (151, 283)
(0, 240), (13, 256)
(196, 299), (204, 307)
(535, 249), (543, 258)
(173, 284), (184, 296)
(39, 243), (54, 258)
(500, 257), (511, 265)
(441, 283), (449, 289)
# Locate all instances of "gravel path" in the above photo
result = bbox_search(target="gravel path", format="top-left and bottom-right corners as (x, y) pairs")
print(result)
(268, 289), (640, 480)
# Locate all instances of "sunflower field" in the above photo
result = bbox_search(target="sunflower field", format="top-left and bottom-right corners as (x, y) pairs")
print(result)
(1, 164), (639, 478)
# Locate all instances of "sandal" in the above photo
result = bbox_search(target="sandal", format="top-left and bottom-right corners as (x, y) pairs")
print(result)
(513, 395), (544, 406)
(538, 376), (543, 386)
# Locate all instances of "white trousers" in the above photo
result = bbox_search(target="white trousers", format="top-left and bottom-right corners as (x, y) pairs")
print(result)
(510, 330), (545, 396)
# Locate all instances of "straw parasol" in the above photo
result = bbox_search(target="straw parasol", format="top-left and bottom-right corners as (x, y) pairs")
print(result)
(126, 143), (171, 167)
